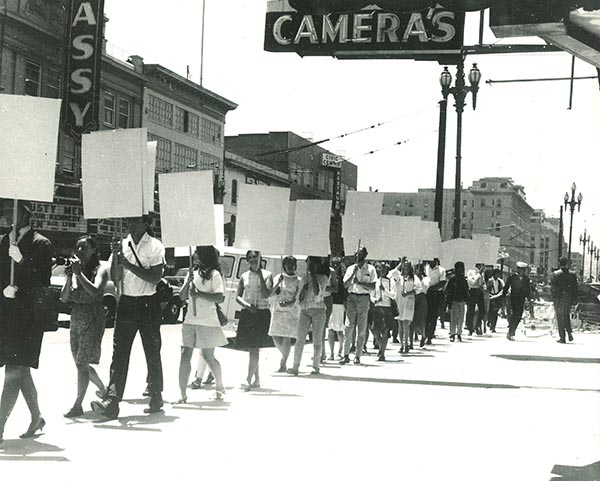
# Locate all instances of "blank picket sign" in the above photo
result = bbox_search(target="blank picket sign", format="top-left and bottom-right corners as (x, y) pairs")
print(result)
(234, 184), (290, 255)
(441, 238), (479, 270)
(379, 216), (422, 261)
(420, 221), (443, 261)
(287, 200), (330, 256)
(343, 191), (385, 257)
(82, 129), (146, 219)
(173, 205), (225, 258)
(159, 170), (215, 248)
(472, 233), (501, 266)
(143, 141), (157, 215)
(0, 95), (61, 202)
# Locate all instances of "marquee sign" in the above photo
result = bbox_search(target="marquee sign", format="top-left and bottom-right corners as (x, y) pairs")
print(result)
(265, 0), (465, 59)
(62, 0), (105, 136)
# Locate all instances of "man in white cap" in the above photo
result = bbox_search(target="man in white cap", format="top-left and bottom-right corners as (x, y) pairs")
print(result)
(491, 261), (532, 341)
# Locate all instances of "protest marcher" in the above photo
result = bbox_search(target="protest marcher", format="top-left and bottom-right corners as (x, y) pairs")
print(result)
(0, 201), (52, 443)
(413, 263), (430, 347)
(372, 262), (396, 361)
(492, 261), (533, 341)
(551, 257), (578, 344)
(269, 255), (301, 372)
(60, 235), (108, 418)
(482, 268), (492, 334)
(288, 256), (328, 375)
(396, 262), (416, 353)
(327, 262), (346, 360)
(445, 262), (469, 342)
(425, 257), (446, 341)
(235, 250), (273, 390)
(177, 246), (227, 402)
(340, 247), (377, 365)
(321, 258), (338, 362)
(486, 268), (504, 333)
(466, 263), (486, 335)
(91, 215), (165, 419)
(190, 355), (214, 389)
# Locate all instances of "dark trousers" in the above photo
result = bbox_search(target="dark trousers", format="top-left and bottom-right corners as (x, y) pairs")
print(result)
(508, 300), (525, 337)
(554, 301), (572, 341)
(487, 299), (501, 331)
(108, 295), (163, 403)
(466, 288), (485, 333)
(425, 290), (443, 340)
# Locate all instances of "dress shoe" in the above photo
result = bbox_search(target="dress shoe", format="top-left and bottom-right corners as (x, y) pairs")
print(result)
(142, 387), (151, 397)
(457, 335), (462, 342)
(419, 338), (426, 348)
(425, 339), (432, 345)
(91, 399), (119, 420)
(378, 355), (385, 361)
(557, 339), (566, 344)
(353, 357), (361, 365)
(64, 406), (84, 418)
(339, 355), (350, 365)
(20, 417), (45, 438)
(287, 368), (299, 376)
(144, 395), (164, 414)
(568, 332), (573, 342)
(392, 337), (400, 344)
(507, 335), (515, 341)
(449, 334), (455, 342)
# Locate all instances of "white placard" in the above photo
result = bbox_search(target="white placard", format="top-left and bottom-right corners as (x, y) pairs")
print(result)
(379, 216), (422, 261)
(0, 95), (61, 202)
(159, 170), (215, 248)
(82, 128), (146, 219)
(174, 205), (225, 257)
(234, 185), (290, 254)
(143, 141), (157, 215)
(441, 238), (479, 270)
(343, 191), (385, 257)
(472, 233), (501, 266)
(286, 200), (331, 256)
(420, 221), (443, 261)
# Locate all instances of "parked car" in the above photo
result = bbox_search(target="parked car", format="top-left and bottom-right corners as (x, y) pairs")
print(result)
(50, 260), (183, 328)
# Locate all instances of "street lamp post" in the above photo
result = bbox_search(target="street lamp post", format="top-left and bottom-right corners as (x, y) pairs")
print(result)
(563, 182), (582, 268)
(588, 241), (596, 283)
(558, 205), (564, 259)
(580, 229), (590, 280)
(439, 61), (481, 239)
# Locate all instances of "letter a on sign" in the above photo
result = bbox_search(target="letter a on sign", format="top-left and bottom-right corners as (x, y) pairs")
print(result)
(72, 2), (97, 26)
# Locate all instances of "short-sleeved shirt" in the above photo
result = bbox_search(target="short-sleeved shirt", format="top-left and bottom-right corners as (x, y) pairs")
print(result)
(184, 269), (224, 326)
(344, 263), (378, 295)
(467, 269), (484, 289)
(373, 276), (395, 307)
(110, 233), (165, 297)
(428, 266), (446, 291)
(240, 269), (272, 310)
(299, 274), (328, 310)
(415, 276), (430, 295)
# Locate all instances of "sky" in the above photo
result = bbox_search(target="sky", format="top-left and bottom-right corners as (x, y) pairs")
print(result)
(104, 0), (600, 259)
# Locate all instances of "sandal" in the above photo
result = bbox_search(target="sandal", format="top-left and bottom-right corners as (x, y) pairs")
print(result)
(64, 406), (84, 418)
(173, 398), (187, 405)
(213, 390), (226, 401)
(250, 380), (261, 389)
(241, 383), (252, 392)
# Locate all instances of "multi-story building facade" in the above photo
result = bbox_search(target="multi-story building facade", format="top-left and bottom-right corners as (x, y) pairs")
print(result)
(529, 209), (562, 281)
(382, 177), (537, 270)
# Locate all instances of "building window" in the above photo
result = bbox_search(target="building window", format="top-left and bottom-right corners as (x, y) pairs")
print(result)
(424, 214), (428, 219)
(530, 251), (535, 264)
(231, 179), (238, 205)
(46, 67), (60, 98)
(174, 107), (199, 136)
(495, 223), (501, 231)
(496, 210), (501, 217)
(25, 60), (41, 96)
(462, 223), (467, 230)
(423, 201), (429, 208)
(462, 211), (467, 218)
(497, 199), (502, 207)
(396, 211), (400, 216)
(481, 182), (487, 188)
(148, 133), (172, 171)
(173, 143), (198, 171)
(492, 211), (495, 218)
(480, 199), (486, 207)
(62, 135), (76, 173)
(396, 202), (401, 207)
(118, 98), (130, 129)
(199, 151), (220, 170)
(500, 182), (508, 188)
(463, 199), (467, 206)
(545, 236), (550, 249)
(147, 94), (173, 126)
(201, 118), (222, 145)
(103, 91), (116, 126)
(471, 212), (474, 220)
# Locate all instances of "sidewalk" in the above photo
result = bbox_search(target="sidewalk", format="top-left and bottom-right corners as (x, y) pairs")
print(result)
(1, 318), (599, 481)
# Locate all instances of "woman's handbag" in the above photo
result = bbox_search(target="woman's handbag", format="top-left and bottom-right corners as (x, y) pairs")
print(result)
(33, 287), (59, 332)
(216, 303), (228, 326)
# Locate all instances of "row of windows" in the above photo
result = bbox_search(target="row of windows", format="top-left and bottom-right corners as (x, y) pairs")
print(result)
(147, 133), (218, 172)
(23, 59), (60, 98)
(103, 91), (131, 129)
(146, 94), (222, 146)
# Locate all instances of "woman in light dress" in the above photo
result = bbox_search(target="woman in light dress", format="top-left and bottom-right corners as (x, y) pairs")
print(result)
(395, 262), (417, 354)
(269, 256), (301, 372)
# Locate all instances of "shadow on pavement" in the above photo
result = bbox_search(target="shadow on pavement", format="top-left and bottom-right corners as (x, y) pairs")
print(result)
(0, 439), (68, 462)
(172, 400), (231, 410)
(93, 412), (179, 432)
(492, 354), (600, 364)
(550, 460), (600, 481)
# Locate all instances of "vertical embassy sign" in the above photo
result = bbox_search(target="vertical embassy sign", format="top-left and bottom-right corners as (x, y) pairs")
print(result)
(63, 0), (105, 136)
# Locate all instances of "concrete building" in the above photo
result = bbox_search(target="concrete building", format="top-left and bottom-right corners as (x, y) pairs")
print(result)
(529, 209), (562, 281)
(382, 177), (538, 271)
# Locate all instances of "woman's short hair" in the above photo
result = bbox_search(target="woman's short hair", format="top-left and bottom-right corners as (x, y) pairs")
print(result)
(282, 255), (297, 271)
(246, 250), (260, 260)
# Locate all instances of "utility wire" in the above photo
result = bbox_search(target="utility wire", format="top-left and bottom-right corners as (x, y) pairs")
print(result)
(347, 129), (438, 160)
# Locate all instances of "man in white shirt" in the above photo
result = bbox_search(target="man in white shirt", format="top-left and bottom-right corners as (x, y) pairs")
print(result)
(340, 247), (377, 365)
(92, 216), (165, 420)
(425, 257), (446, 342)
(466, 263), (486, 335)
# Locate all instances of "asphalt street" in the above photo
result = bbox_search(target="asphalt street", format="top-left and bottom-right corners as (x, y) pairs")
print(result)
(0, 316), (599, 481)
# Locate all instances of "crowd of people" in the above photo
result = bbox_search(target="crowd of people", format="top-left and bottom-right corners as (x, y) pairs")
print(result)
(0, 203), (579, 442)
